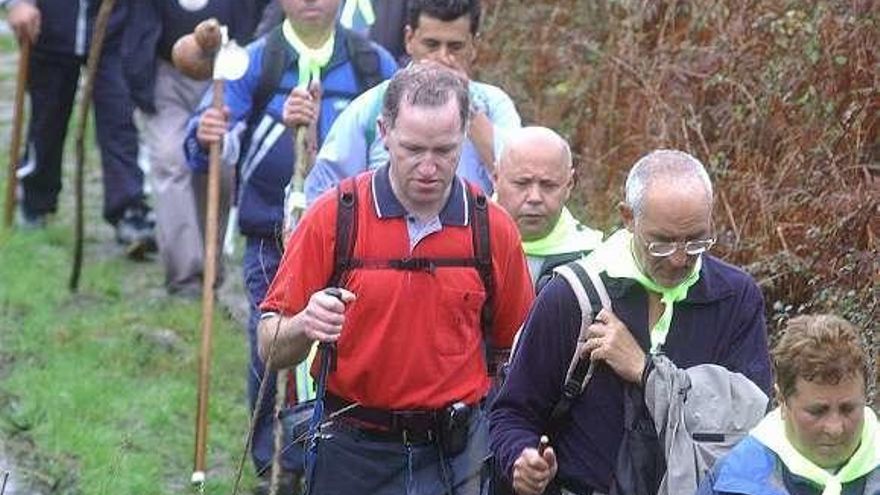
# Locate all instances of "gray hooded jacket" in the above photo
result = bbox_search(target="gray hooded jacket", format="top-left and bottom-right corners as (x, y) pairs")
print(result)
(644, 355), (769, 495)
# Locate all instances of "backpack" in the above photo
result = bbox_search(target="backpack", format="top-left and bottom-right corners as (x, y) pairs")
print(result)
(550, 262), (665, 495)
(327, 176), (496, 358)
(486, 261), (611, 495)
(252, 24), (384, 124)
(497, 261), (612, 427)
(234, 24), (385, 225)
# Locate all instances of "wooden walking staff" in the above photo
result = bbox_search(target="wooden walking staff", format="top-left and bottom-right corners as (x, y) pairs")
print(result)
(69, 0), (118, 291)
(183, 24), (249, 490)
(267, 76), (322, 495)
(3, 37), (30, 229)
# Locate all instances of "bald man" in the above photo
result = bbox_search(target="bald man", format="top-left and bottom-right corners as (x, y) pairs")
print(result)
(494, 127), (603, 291)
(490, 149), (772, 495)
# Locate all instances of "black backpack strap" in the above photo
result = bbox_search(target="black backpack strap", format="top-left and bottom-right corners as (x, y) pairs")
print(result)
(329, 177), (358, 288)
(547, 262), (610, 429)
(344, 29), (383, 93)
(253, 25), (291, 124)
(534, 251), (590, 294)
(467, 187), (496, 371)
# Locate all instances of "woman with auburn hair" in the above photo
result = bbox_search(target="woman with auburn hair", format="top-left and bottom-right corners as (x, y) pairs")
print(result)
(697, 314), (879, 495)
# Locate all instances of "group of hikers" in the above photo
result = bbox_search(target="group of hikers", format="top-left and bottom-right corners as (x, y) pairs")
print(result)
(4, 0), (877, 494)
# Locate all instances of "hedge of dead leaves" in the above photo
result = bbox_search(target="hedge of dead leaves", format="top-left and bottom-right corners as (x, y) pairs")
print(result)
(477, 0), (878, 396)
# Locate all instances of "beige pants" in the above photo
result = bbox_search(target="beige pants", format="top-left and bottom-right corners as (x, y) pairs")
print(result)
(139, 60), (233, 293)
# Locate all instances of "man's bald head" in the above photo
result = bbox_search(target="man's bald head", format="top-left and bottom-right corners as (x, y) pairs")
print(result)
(494, 127), (575, 241)
(498, 127), (572, 174)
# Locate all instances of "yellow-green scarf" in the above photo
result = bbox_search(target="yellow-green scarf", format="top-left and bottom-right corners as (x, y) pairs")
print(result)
(751, 407), (880, 495)
(282, 19), (336, 88)
(340, 0), (376, 29)
(584, 229), (701, 353)
(521, 207), (603, 257)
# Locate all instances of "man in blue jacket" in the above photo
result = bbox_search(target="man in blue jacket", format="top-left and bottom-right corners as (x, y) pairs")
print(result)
(4, 0), (155, 256)
(121, 0), (265, 298)
(184, 0), (397, 490)
(489, 149), (773, 495)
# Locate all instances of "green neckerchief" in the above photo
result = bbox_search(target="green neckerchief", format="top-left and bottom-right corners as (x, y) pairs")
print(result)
(751, 407), (880, 495)
(282, 19), (336, 88)
(584, 229), (701, 353)
(340, 0), (376, 29)
(521, 207), (603, 257)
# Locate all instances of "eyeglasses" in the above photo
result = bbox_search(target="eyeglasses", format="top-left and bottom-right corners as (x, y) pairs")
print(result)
(641, 237), (716, 258)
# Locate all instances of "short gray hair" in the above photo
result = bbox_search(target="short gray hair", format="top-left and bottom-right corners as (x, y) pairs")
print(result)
(381, 64), (470, 132)
(625, 149), (713, 217)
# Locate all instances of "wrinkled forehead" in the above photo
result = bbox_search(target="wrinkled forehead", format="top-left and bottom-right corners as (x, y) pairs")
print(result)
(637, 181), (713, 233)
(500, 131), (571, 174)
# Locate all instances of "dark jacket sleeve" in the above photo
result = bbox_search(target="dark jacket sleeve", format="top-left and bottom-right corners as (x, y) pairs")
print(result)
(120, 0), (160, 113)
(489, 277), (581, 485)
(720, 277), (773, 395)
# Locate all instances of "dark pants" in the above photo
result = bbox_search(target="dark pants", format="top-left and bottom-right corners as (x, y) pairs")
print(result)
(308, 408), (488, 495)
(19, 46), (144, 224)
(243, 235), (304, 475)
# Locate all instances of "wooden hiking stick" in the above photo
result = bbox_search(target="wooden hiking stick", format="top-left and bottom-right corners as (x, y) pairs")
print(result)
(268, 88), (320, 495)
(192, 77), (225, 491)
(189, 26), (248, 489)
(69, 0), (118, 291)
(3, 37), (30, 229)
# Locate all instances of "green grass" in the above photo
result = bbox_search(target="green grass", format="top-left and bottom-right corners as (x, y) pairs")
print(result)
(0, 224), (258, 494)
(0, 24), (253, 494)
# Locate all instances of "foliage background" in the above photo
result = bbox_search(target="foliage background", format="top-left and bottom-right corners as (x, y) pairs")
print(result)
(476, 0), (878, 400)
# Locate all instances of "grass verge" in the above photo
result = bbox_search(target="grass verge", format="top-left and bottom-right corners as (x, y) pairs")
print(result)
(0, 225), (257, 494)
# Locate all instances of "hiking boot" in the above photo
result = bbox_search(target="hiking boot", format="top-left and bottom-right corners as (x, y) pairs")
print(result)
(19, 209), (48, 230)
(115, 205), (157, 260)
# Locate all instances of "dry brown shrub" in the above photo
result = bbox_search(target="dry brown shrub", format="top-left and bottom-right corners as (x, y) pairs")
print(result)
(478, 0), (878, 398)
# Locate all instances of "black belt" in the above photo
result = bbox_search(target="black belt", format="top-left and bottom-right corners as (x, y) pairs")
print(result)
(325, 393), (473, 444)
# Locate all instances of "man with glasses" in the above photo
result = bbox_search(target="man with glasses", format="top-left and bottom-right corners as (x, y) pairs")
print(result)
(489, 149), (773, 495)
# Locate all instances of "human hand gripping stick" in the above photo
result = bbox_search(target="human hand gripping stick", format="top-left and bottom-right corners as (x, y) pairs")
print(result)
(301, 287), (357, 343)
(512, 435), (557, 495)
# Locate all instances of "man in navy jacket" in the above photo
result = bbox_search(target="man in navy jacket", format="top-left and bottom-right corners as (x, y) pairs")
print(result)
(489, 149), (773, 495)
(4, 0), (155, 256)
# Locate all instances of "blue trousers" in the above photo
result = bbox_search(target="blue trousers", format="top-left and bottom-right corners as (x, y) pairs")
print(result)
(308, 408), (489, 495)
(19, 46), (145, 224)
(243, 235), (304, 475)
